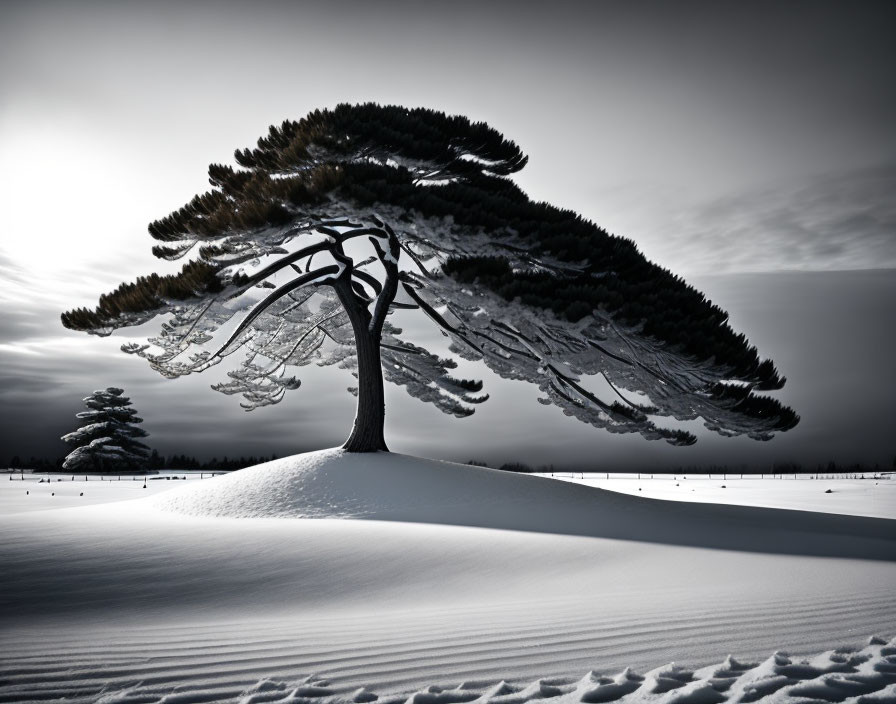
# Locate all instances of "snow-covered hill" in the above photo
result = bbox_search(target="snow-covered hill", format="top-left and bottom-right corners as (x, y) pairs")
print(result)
(146, 449), (895, 561)
(1, 450), (894, 703)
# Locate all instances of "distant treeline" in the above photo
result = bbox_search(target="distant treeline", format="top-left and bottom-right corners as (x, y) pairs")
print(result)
(144, 450), (279, 472)
(469, 459), (895, 476)
(2, 450), (279, 473)
(4, 454), (893, 476)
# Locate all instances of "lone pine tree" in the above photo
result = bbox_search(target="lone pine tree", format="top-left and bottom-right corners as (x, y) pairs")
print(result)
(62, 104), (798, 452)
(62, 387), (150, 471)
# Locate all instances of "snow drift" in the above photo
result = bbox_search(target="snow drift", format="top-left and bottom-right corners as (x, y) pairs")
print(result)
(2, 633), (894, 704)
(148, 449), (896, 561)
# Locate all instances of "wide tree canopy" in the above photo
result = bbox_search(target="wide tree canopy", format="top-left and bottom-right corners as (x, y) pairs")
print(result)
(62, 103), (798, 452)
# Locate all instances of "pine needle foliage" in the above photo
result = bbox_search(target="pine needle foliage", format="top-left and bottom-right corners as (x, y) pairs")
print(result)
(61, 104), (798, 450)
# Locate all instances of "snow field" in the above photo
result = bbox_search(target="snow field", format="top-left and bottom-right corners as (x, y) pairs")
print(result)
(4, 465), (892, 520)
(2, 629), (894, 704)
(0, 472), (211, 514)
(538, 472), (895, 520)
(1, 450), (894, 703)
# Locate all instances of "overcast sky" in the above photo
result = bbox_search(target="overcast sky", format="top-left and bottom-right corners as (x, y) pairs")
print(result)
(1, 1), (894, 468)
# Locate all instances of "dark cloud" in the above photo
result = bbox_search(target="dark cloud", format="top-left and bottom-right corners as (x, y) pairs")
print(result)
(0, 310), (46, 342)
(614, 163), (896, 276)
(0, 253), (50, 339)
(0, 371), (55, 395)
(699, 164), (896, 272)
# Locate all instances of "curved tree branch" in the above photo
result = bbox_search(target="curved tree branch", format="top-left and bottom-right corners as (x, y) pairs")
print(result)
(368, 221), (401, 335)
(214, 264), (340, 358)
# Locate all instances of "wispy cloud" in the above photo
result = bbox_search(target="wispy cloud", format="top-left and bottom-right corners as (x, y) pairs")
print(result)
(650, 163), (896, 275)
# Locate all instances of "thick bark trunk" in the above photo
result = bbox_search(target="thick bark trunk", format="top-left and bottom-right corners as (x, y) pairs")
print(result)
(343, 323), (388, 452)
(335, 281), (389, 453)
(329, 224), (401, 453)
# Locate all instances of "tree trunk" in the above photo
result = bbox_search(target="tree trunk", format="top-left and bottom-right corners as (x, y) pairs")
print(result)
(343, 325), (388, 452)
(335, 281), (389, 453)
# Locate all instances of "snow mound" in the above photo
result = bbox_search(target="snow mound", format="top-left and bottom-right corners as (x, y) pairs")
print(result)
(146, 450), (896, 561)
(149, 449), (580, 521)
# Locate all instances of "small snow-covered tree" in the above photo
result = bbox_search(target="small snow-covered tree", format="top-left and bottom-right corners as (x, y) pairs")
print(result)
(62, 104), (798, 453)
(61, 387), (150, 471)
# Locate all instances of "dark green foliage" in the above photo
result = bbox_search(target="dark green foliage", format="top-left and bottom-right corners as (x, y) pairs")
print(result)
(61, 103), (797, 446)
(147, 166), (341, 243)
(61, 260), (222, 332)
(450, 377), (484, 393)
(64, 104), (781, 392)
(234, 103), (527, 177)
(441, 254), (782, 389)
(336, 162), (784, 387)
(706, 382), (798, 431)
